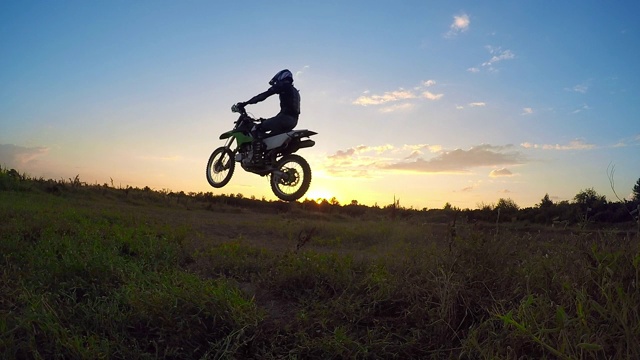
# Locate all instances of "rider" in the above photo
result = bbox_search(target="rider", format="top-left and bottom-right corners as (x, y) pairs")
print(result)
(235, 69), (300, 163)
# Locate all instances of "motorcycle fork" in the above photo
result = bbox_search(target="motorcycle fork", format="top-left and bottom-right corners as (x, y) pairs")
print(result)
(223, 138), (237, 152)
(214, 138), (236, 171)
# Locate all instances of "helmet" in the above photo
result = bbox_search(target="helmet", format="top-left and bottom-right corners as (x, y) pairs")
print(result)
(269, 69), (293, 85)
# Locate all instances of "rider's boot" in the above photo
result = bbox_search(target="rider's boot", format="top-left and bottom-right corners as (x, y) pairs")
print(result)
(251, 139), (264, 165)
(250, 126), (266, 165)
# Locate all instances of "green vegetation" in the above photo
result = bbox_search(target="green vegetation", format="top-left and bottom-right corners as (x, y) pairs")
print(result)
(1, 167), (640, 358)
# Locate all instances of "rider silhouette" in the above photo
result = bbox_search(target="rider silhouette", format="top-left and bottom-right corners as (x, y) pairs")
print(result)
(235, 69), (300, 164)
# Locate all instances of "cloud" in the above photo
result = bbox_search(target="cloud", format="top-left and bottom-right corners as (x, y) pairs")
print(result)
(384, 144), (525, 173)
(422, 80), (437, 87)
(0, 144), (49, 167)
(455, 102), (486, 110)
(422, 91), (444, 100)
(446, 13), (470, 37)
(294, 65), (310, 80)
(482, 46), (515, 67)
(522, 108), (533, 115)
(469, 102), (486, 107)
(324, 144), (396, 177)
(380, 103), (415, 113)
(470, 46), (515, 72)
(403, 144), (442, 153)
(327, 145), (369, 160)
(520, 139), (595, 150)
(353, 89), (416, 106)
(565, 83), (589, 94)
(571, 104), (590, 114)
(489, 168), (513, 177)
(323, 143), (526, 178)
(328, 144), (393, 161)
(353, 80), (444, 111)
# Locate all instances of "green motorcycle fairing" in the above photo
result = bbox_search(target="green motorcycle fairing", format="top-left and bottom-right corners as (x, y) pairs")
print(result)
(219, 130), (253, 146)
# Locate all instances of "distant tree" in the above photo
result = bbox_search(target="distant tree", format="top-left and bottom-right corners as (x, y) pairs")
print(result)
(476, 202), (494, 211)
(632, 178), (640, 202)
(532, 193), (556, 224)
(573, 188), (606, 209)
(443, 202), (453, 211)
(538, 193), (554, 208)
(496, 198), (519, 221)
(350, 199), (359, 206)
(496, 198), (519, 212)
(330, 196), (340, 206)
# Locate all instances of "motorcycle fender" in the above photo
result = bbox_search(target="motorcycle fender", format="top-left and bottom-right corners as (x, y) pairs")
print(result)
(220, 131), (252, 145)
(290, 129), (318, 138)
(298, 139), (315, 149)
(219, 131), (234, 140)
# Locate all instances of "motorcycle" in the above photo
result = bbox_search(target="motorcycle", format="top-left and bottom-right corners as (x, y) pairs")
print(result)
(206, 104), (317, 201)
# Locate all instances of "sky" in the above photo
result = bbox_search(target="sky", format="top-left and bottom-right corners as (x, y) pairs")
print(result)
(1, 0), (639, 210)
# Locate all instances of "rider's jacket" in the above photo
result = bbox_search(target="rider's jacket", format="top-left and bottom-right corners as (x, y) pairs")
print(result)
(245, 81), (300, 117)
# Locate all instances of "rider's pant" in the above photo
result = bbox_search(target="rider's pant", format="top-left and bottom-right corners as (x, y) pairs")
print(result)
(259, 112), (298, 138)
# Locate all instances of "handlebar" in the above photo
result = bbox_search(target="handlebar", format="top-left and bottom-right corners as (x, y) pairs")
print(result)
(231, 103), (246, 115)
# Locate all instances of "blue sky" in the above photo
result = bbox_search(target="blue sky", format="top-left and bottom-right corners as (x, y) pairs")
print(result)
(1, 1), (639, 209)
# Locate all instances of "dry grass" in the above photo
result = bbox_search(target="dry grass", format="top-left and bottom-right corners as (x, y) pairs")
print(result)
(1, 170), (639, 358)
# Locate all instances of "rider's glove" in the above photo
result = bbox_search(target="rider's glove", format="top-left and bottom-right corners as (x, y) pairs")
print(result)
(231, 102), (246, 113)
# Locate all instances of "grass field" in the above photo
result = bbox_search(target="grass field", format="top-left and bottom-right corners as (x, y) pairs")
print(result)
(1, 178), (639, 359)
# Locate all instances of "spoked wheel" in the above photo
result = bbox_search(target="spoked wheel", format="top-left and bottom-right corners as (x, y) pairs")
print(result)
(270, 154), (312, 201)
(206, 147), (235, 188)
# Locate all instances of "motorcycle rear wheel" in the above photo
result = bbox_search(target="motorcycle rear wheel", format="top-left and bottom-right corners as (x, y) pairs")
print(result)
(270, 154), (312, 202)
(206, 147), (235, 188)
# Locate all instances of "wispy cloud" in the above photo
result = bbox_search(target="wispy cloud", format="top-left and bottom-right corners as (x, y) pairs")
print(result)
(482, 46), (515, 67)
(460, 185), (476, 192)
(455, 102), (486, 110)
(469, 102), (486, 107)
(520, 139), (595, 150)
(469, 46), (515, 72)
(446, 13), (470, 37)
(325, 144), (396, 177)
(571, 104), (590, 114)
(422, 91), (444, 100)
(380, 103), (415, 113)
(489, 168), (513, 177)
(0, 144), (49, 167)
(384, 144), (524, 173)
(422, 80), (436, 87)
(295, 65), (310, 79)
(522, 107), (533, 115)
(324, 143), (525, 177)
(327, 144), (393, 160)
(352, 89), (416, 106)
(403, 144), (443, 153)
(353, 80), (443, 112)
(565, 82), (589, 94)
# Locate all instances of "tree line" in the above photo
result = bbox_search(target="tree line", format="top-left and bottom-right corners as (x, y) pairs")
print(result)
(2, 166), (639, 226)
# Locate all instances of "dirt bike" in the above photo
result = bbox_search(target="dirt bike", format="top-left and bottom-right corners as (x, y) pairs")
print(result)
(206, 104), (317, 201)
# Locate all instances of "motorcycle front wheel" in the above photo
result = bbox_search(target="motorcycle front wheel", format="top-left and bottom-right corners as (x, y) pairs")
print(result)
(206, 147), (235, 188)
(270, 154), (312, 202)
